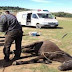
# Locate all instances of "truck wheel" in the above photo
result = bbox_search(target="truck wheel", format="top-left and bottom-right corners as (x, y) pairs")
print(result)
(36, 24), (41, 29)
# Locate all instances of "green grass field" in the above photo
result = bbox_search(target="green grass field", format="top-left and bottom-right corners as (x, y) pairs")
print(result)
(0, 17), (72, 72)
(21, 17), (72, 72)
(22, 17), (72, 55)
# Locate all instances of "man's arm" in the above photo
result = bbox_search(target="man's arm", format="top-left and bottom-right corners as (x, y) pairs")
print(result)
(0, 15), (7, 32)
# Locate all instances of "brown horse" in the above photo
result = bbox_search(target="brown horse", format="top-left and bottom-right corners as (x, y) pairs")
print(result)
(14, 40), (72, 71)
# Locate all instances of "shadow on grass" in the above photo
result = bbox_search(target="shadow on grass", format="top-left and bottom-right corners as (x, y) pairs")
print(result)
(0, 36), (5, 38)
(22, 26), (63, 29)
(0, 54), (36, 68)
(0, 43), (4, 46)
(0, 59), (13, 68)
(0, 36), (5, 46)
(41, 27), (63, 29)
(0, 40), (4, 42)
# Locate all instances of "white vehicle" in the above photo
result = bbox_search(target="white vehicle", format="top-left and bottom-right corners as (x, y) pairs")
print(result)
(16, 10), (58, 28)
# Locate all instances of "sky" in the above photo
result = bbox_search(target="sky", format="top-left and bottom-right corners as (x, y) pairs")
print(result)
(0, 0), (72, 13)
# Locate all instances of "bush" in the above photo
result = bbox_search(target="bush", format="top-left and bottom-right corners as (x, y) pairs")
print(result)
(52, 12), (72, 18)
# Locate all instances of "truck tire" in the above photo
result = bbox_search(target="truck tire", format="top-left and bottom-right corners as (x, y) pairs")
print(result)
(36, 24), (41, 29)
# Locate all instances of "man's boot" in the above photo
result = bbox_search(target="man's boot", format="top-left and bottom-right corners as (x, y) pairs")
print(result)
(4, 56), (10, 62)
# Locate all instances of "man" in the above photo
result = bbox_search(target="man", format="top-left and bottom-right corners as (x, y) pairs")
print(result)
(0, 11), (23, 62)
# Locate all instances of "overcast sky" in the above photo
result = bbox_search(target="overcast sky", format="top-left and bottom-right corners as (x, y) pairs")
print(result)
(0, 0), (72, 13)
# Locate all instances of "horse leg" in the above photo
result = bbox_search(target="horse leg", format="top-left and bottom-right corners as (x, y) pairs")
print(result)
(13, 55), (52, 65)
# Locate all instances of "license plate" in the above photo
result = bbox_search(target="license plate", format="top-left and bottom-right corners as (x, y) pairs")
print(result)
(51, 25), (55, 27)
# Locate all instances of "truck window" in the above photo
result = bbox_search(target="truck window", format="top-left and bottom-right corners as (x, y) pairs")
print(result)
(32, 14), (38, 18)
(37, 13), (53, 19)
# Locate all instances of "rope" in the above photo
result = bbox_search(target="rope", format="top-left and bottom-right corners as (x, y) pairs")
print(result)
(42, 52), (52, 62)
(41, 51), (63, 62)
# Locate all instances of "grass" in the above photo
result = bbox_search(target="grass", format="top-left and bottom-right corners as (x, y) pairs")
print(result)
(13, 64), (59, 72)
(22, 17), (72, 54)
(21, 17), (72, 72)
(31, 64), (59, 72)
(0, 17), (72, 72)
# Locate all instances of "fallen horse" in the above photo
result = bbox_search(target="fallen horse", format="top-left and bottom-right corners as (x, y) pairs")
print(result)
(14, 40), (72, 71)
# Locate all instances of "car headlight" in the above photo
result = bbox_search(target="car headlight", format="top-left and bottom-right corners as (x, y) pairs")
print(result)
(56, 22), (58, 24)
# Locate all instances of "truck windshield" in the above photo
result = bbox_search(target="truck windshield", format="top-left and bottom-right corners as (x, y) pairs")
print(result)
(37, 13), (53, 19)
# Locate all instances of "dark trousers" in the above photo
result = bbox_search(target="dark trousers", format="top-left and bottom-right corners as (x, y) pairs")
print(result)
(3, 30), (23, 59)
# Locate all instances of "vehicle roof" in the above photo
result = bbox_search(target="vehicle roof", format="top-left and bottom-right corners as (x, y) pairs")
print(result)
(17, 11), (50, 14)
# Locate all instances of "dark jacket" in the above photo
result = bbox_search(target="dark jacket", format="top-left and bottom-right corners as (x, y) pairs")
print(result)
(0, 14), (22, 32)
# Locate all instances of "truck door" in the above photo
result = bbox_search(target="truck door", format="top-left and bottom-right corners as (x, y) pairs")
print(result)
(26, 13), (32, 25)
(21, 14), (27, 25)
(31, 14), (38, 26)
